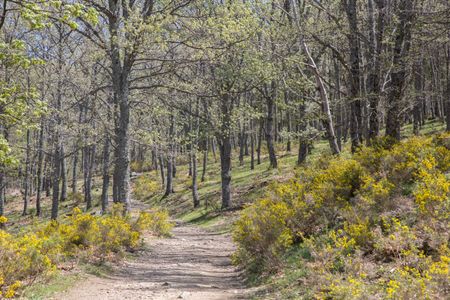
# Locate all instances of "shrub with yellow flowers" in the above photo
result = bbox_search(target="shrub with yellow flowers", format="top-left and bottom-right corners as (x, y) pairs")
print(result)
(414, 157), (450, 219)
(134, 209), (173, 237)
(0, 229), (55, 298)
(232, 197), (294, 269)
(233, 133), (450, 299)
(133, 175), (160, 201)
(0, 204), (173, 297)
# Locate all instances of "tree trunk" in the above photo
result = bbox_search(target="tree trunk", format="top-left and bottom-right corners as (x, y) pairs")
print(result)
(413, 60), (424, 135)
(188, 134), (192, 177)
(151, 147), (158, 171)
(59, 144), (67, 201)
(101, 134), (110, 214)
(285, 92), (292, 152)
(159, 153), (165, 187)
(45, 163), (51, 198)
(244, 131), (249, 156)
(257, 118), (263, 165)
(109, 2), (132, 214)
(298, 141), (308, 165)
(366, 0), (385, 142)
(192, 99), (200, 207)
(446, 31), (450, 131)
(274, 103), (279, 143)
(172, 152), (177, 178)
(0, 126), (5, 223)
(303, 42), (340, 154)
(219, 136), (232, 209)
(239, 124), (245, 166)
(211, 138), (217, 162)
(51, 143), (61, 220)
(218, 93), (233, 209)
(201, 138), (208, 182)
(72, 150), (78, 195)
(333, 55), (343, 150)
(163, 155), (173, 197)
(163, 114), (175, 197)
(344, 0), (363, 151)
(22, 129), (31, 216)
(250, 121), (255, 170)
(72, 107), (83, 195)
(84, 145), (92, 209)
(192, 151), (199, 207)
(297, 104), (309, 165)
(385, 0), (414, 140)
(51, 30), (63, 220)
(113, 96), (131, 212)
(265, 81), (278, 168)
(36, 119), (44, 216)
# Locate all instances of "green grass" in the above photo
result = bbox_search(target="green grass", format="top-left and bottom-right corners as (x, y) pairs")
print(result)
(20, 271), (82, 300)
(82, 263), (114, 278)
(401, 119), (445, 137)
(248, 245), (312, 300)
(20, 261), (113, 300)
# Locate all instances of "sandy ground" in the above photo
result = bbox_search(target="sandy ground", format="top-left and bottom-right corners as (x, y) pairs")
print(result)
(53, 224), (249, 300)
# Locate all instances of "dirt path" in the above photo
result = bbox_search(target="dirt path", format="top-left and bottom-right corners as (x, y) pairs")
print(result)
(55, 224), (249, 300)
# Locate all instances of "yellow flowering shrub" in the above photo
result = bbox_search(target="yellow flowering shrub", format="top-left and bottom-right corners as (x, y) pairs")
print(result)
(414, 158), (450, 218)
(281, 158), (366, 238)
(0, 229), (54, 298)
(130, 160), (153, 173)
(233, 133), (450, 298)
(0, 205), (173, 297)
(133, 175), (160, 200)
(354, 136), (393, 172)
(272, 181), (324, 237)
(433, 131), (450, 149)
(233, 197), (294, 268)
(135, 209), (174, 237)
(373, 217), (420, 259)
(66, 192), (83, 205)
(317, 276), (365, 299)
(382, 137), (434, 182)
(343, 220), (374, 250)
(130, 161), (143, 172)
(308, 158), (365, 207)
(358, 175), (394, 208)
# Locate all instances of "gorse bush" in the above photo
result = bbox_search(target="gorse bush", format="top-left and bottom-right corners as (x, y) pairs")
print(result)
(131, 160), (154, 173)
(233, 135), (450, 298)
(133, 175), (160, 201)
(136, 209), (174, 237)
(0, 205), (173, 298)
(66, 192), (84, 206)
(232, 198), (293, 268)
(414, 157), (450, 218)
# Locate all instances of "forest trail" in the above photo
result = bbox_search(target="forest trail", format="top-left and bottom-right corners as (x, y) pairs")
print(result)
(54, 223), (248, 300)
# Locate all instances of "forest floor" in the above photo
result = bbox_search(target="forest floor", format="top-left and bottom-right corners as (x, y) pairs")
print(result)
(52, 222), (250, 300)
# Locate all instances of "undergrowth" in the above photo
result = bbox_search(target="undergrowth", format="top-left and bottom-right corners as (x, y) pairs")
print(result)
(233, 133), (450, 299)
(0, 204), (173, 298)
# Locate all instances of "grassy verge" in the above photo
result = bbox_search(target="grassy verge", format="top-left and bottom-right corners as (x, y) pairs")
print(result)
(20, 272), (82, 300)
